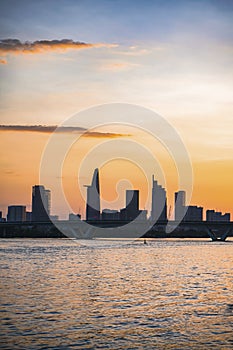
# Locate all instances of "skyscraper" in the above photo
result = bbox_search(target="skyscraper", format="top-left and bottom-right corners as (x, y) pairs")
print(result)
(125, 189), (140, 220)
(85, 168), (101, 220)
(174, 190), (186, 221)
(32, 185), (51, 222)
(151, 176), (167, 221)
(7, 205), (26, 222)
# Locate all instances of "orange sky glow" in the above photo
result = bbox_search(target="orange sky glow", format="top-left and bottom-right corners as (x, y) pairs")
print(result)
(0, 128), (232, 219)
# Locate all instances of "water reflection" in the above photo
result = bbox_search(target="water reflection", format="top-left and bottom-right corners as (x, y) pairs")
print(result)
(0, 238), (233, 349)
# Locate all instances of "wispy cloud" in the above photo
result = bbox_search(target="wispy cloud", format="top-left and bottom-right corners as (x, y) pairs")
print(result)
(102, 62), (140, 71)
(119, 46), (151, 56)
(0, 125), (84, 133)
(0, 125), (129, 138)
(0, 58), (7, 64)
(114, 45), (163, 57)
(0, 39), (118, 63)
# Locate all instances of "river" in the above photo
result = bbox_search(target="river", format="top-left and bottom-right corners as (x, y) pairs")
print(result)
(0, 238), (232, 349)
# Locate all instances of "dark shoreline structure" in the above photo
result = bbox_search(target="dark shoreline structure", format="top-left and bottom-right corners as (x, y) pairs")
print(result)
(0, 220), (232, 241)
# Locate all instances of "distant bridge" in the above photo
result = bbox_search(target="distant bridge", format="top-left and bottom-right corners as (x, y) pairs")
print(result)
(153, 221), (233, 241)
(61, 220), (233, 241)
(0, 220), (232, 241)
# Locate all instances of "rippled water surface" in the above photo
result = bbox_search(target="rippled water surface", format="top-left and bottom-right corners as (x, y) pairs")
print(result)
(0, 238), (233, 349)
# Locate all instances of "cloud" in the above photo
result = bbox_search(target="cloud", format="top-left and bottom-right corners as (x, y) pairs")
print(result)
(0, 39), (118, 62)
(102, 62), (140, 71)
(119, 47), (151, 56)
(114, 45), (163, 57)
(2, 169), (17, 175)
(83, 131), (130, 138)
(0, 125), (129, 138)
(0, 58), (7, 64)
(0, 125), (83, 133)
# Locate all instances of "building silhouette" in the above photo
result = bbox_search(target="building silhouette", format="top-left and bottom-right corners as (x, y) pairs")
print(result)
(32, 185), (51, 222)
(175, 191), (203, 222)
(184, 205), (203, 221)
(102, 209), (120, 221)
(125, 190), (140, 220)
(151, 176), (167, 221)
(85, 168), (101, 220)
(174, 190), (186, 221)
(0, 211), (3, 222)
(69, 213), (81, 221)
(206, 210), (230, 222)
(7, 205), (26, 222)
(26, 211), (32, 222)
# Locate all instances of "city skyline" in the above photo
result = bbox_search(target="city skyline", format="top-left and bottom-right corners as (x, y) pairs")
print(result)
(0, 1), (232, 219)
(1, 168), (231, 223)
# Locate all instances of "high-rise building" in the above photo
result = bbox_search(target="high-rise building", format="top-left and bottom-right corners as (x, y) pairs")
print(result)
(85, 168), (101, 220)
(174, 190), (186, 221)
(151, 176), (167, 221)
(125, 190), (140, 220)
(7, 205), (26, 222)
(32, 185), (51, 222)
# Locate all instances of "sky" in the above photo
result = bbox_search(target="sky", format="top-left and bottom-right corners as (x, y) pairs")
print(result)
(0, 0), (232, 219)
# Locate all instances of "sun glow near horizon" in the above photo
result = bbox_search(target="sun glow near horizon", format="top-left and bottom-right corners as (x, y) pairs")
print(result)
(0, 123), (232, 219)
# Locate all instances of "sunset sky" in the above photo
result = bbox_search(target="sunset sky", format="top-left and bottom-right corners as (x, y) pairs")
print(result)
(0, 0), (232, 219)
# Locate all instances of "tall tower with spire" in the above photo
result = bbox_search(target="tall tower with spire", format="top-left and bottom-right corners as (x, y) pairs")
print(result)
(85, 168), (101, 220)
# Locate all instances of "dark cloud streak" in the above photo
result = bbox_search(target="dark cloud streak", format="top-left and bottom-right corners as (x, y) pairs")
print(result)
(0, 125), (129, 138)
(0, 39), (91, 53)
(0, 38), (117, 63)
